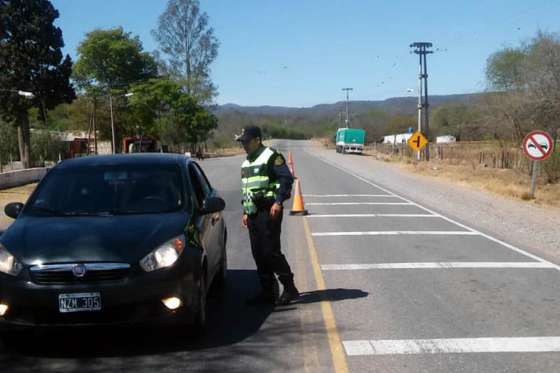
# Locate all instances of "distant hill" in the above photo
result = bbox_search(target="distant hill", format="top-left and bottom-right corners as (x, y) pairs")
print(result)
(209, 93), (484, 145)
(214, 93), (481, 118)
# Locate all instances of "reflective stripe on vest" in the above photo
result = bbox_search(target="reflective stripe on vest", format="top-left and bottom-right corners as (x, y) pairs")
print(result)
(241, 147), (280, 214)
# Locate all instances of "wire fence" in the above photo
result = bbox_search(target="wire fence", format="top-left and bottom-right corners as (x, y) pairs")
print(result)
(366, 141), (560, 182)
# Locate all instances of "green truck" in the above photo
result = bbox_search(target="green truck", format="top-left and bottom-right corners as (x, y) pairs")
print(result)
(335, 128), (366, 154)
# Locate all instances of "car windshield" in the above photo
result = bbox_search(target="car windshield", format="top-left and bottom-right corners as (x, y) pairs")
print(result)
(26, 164), (185, 216)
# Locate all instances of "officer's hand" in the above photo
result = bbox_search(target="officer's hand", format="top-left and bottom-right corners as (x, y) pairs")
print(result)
(242, 213), (248, 228)
(270, 202), (283, 219)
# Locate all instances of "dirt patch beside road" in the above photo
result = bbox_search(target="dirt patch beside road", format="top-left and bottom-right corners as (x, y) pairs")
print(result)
(400, 160), (560, 209)
(0, 184), (35, 230)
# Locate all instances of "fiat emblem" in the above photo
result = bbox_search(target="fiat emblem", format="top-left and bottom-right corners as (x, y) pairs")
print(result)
(72, 264), (87, 278)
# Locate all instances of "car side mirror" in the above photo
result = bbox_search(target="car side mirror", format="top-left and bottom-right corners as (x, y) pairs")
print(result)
(5, 202), (24, 219)
(201, 196), (225, 214)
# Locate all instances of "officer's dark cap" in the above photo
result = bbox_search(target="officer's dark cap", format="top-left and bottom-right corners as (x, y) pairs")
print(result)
(235, 126), (262, 143)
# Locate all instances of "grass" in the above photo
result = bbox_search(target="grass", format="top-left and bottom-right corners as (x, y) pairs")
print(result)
(399, 159), (560, 209)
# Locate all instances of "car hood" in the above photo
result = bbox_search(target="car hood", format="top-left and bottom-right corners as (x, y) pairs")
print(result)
(0, 212), (189, 265)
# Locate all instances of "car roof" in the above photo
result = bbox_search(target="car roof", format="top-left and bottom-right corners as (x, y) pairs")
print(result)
(55, 153), (191, 170)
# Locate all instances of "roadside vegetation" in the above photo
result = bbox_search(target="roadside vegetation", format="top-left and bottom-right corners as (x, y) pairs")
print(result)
(0, 0), (219, 168)
(1, 0), (559, 182)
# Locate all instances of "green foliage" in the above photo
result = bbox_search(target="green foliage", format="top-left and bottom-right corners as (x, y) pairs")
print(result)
(128, 77), (217, 146)
(431, 104), (482, 140)
(0, 120), (19, 165)
(128, 78), (184, 136)
(261, 124), (307, 140)
(30, 130), (66, 164)
(0, 0), (75, 167)
(486, 48), (526, 90)
(384, 114), (416, 136)
(483, 31), (560, 143)
(73, 27), (158, 93)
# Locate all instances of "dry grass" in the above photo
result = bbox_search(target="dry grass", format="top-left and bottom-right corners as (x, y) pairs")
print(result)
(205, 146), (245, 158)
(399, 160), (560, 209)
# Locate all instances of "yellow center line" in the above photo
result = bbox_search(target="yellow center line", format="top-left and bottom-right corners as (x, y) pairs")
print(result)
(303, 217), (349, 373)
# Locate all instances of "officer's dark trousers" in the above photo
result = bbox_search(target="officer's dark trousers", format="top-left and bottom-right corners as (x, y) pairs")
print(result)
(248, 207), (294, 292)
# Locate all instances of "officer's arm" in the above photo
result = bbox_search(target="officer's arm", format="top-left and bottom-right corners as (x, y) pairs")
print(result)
(269, 154), (294, 205)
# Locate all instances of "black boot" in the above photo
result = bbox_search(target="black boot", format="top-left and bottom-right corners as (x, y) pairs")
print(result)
(246, 278), (279, 305)
(277, 280), (300, 306)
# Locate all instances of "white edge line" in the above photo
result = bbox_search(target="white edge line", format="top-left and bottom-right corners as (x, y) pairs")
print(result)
(306, 214), (438, 218)
(312, 231), (478, 237)
(304, 194), (393, 198)
(343, 337), (560, 356)
(306, 202), (412, 206)
(321, 262), (556, 270)
(307, 150), (560, 271)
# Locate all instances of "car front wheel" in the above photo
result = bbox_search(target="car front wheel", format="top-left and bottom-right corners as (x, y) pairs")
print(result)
(192, 271), (207, 335)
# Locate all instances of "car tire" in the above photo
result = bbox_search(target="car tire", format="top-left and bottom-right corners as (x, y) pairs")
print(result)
(215, 232), (228, 289)
(192, 270), (207, 336)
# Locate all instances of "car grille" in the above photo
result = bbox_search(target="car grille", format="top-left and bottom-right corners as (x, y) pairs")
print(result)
(29, 263), (131, 285)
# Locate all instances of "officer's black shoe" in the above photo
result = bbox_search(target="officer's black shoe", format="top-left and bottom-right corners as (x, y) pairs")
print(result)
(245, 292), (277, 305)
(276, 286), (300, 306)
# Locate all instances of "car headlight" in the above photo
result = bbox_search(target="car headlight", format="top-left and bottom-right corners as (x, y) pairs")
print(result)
(140, 235), (186, 272)
(0, 243), (22, 276)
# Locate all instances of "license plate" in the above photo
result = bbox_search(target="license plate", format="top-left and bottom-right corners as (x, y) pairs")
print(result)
(59, 292), (102, 313)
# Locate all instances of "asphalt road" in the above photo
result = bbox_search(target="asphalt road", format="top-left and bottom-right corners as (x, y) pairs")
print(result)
(1, 139), (559, 372)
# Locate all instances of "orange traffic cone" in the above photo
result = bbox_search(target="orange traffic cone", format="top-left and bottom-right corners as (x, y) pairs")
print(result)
(290, 178), (308, 215)
(287, 151), (295, 176)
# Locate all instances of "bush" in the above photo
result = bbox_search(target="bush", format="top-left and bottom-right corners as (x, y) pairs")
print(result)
(542, 150), (560, 183)
(31, 131), (66, 164)
(0, 120), (19, 166)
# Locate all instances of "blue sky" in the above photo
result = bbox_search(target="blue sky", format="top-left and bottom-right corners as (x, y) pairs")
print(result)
(51, 0), (560, 107)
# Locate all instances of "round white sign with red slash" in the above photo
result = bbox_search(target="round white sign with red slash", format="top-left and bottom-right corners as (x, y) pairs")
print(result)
(522, 130), (554, 161)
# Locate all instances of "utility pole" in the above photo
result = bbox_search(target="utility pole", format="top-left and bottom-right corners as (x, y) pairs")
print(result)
(410, 42), (433, 161)
(109, 93), (116, 154)
(342, 88), (353, 128)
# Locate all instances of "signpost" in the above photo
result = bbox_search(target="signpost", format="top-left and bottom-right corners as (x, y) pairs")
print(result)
(407, 131), (429, 158)
(522, 130), (555, 198)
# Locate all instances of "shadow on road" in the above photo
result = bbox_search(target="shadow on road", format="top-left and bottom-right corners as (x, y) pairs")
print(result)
(0, 269), (273, 359)
(295, 288), (369, 304)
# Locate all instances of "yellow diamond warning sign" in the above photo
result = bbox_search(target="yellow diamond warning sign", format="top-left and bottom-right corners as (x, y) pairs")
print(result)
(407, 131), (429, 152)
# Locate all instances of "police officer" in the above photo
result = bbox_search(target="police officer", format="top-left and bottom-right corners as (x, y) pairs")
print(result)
(236, 126), (300, 306)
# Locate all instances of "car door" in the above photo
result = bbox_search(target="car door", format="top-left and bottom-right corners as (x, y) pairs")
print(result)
(188, 163), (222, 282)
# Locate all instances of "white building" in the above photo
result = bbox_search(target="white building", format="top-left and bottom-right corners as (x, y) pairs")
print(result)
(436, 135), (457, 144)
(383, 133), (413, 144)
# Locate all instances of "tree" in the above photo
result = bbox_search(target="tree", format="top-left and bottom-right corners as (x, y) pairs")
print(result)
(484, 31), (560, 143)
(431, 104), (482, 141)
(0, 0), (75, 168)
(128, 77), (218, 148)
(0, 119), (19, 170)
(485, 48), (526, 90)
(152, 0), (219, 103)
(73, 27), (158, 149)
(73, 28), (158, 93)
(128, 78), (184, 137)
